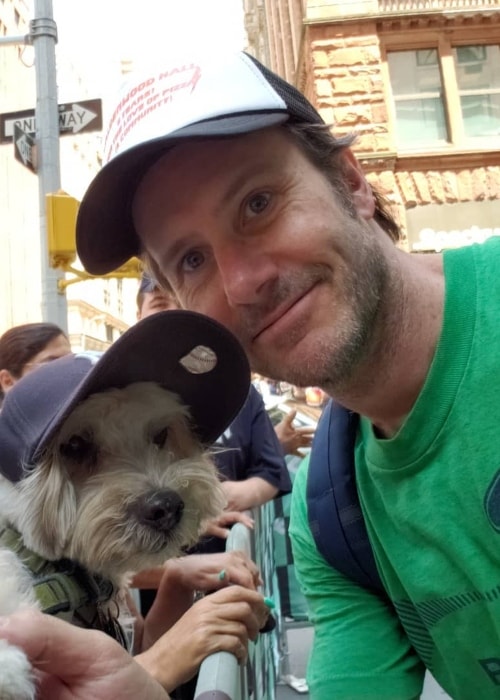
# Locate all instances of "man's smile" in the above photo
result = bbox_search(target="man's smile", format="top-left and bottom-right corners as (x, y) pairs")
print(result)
(252, 282), (320, 346)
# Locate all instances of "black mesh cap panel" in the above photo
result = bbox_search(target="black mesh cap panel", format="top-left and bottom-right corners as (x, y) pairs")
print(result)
(246, 54), (324, 125)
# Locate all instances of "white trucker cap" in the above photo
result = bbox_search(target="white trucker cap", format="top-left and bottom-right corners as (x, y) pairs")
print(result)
(76, 50), (324, 275)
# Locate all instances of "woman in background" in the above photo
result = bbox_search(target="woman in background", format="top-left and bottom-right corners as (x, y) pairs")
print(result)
(0, 322), (71, 403)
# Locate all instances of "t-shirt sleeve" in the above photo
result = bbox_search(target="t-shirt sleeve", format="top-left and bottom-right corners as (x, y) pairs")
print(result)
(245, 388), (292, 495)
(289, 457), (425, 700)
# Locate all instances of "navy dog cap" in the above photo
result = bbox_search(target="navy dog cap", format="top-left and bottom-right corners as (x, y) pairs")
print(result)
(0, 310), (250, 482)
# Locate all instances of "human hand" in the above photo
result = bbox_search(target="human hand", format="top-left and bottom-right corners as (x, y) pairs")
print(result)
(274, 410), (315, 456)
(203, 510), (254, 539)
(0, 609), (169, 700)
(166, 550), (262, 592)
(220, 478), (278, 511)
(136, 585), (270, 692)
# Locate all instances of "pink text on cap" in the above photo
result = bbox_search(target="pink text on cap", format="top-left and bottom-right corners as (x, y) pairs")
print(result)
(104, 63), (202, 163)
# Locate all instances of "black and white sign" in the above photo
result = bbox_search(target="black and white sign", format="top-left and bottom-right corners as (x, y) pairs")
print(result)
(0, 99), (102, 143)
(14, 124), (37, 172)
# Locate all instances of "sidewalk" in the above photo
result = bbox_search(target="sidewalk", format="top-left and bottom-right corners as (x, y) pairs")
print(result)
(277, 625), (313, 700)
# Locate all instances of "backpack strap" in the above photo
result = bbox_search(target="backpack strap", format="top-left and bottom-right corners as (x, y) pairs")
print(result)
(307, 399), (385, 594)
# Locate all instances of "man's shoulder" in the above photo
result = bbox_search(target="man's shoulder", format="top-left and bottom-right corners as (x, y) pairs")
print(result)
(444, 236), (500, 269)
(236, 385), (265, 419)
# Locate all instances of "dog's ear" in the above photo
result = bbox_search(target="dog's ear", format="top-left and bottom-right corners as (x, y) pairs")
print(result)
(16, 452), (77, 560)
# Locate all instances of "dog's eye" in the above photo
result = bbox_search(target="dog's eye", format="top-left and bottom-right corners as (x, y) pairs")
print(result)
(152, 427), (169, 449)
(60, 434), (96, 462)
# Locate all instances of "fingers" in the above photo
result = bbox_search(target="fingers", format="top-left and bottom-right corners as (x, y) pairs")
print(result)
(203, 522), (230, 539)
(218, 511), (254, 529)
(212, 562), (261, 591)
(203, 510), (254, 538)
(1, 611), (169, 700)
(296, 425), (315, 437)
(204, 510), (255, 539)
(218, 634), (248, 665)
(223, 550), (261, 586)
(204, 585), (270, 637)
(0, 610), (116, 676)
(171, 551), (262, 592)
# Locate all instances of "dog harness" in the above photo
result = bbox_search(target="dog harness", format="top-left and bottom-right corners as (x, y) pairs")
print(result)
(0, 525), (128, 648)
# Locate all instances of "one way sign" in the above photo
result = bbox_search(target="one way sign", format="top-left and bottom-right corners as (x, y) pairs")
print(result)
(14, 124), (37, 172)
(0, 99), (102, 143)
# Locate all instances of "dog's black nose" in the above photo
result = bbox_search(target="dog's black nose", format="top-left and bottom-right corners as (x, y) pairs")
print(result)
(135, 489), (184, 533)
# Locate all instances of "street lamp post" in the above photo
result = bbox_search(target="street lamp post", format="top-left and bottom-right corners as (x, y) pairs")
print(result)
(0, 0), (68, 330)
(31, 0), (68, 330)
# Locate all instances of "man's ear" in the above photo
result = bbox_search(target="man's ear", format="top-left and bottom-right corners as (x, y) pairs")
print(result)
(341, 149), (375, 221)
(0, 369), (17, 395)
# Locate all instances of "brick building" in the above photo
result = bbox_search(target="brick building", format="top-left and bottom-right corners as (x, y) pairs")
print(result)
(244, 0), (500, 251)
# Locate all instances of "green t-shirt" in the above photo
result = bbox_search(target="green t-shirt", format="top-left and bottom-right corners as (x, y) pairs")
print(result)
(290, 238), (500, 699)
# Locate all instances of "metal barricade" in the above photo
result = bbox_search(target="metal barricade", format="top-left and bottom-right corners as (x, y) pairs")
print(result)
(194, 506), (280, 700)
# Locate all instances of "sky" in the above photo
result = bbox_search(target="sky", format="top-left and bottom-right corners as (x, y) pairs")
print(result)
(51, 0), (246, 99)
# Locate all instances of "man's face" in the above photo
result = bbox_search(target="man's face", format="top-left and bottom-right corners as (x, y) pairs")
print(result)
(139, 288), (179, 320)
(133, 127), (392, 389)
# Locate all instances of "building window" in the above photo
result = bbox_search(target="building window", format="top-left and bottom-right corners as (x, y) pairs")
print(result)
(105, 323), (114, 344)
(387, 48), (447, 146)
(386, 42), (500, 150)
(454, 45), (500, 139)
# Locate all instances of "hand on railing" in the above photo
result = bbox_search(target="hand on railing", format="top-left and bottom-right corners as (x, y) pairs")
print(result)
(138, 585), (269, 693)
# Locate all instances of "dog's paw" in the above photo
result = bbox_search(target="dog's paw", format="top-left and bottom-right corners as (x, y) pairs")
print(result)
(0, 639), (36, 700)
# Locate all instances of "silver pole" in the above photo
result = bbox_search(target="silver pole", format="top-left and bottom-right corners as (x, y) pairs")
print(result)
(32, 0), (68, 331)
(0, 34), (31, 46)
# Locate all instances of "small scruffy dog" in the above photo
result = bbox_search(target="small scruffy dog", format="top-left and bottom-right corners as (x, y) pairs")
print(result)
(0, 311), (249, 700)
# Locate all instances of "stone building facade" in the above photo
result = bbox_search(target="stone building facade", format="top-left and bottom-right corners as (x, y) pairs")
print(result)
(244, 0), (500, 251)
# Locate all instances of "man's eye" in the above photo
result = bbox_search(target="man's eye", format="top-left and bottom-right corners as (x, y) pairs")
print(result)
(247, 192), (271, 216)
(60, 434), (96, 462)
(152, 427), (169, 449)
(181, 250), (204, 272)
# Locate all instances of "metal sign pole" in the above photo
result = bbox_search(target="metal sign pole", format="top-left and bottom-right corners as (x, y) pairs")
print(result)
(32, 0), (68, 330)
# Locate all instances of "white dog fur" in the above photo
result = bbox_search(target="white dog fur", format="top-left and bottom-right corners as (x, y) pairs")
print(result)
(0, 382), (226, 699)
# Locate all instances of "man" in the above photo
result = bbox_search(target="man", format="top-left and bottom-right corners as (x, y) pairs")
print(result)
(73, 51), (499, 699)
(136, 272), (179, 319)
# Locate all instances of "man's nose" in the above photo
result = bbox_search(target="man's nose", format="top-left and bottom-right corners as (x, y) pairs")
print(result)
(215, 243), (277, 305)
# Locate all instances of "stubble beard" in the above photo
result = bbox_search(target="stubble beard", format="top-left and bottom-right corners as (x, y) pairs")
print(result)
(247, 230), (391, 393)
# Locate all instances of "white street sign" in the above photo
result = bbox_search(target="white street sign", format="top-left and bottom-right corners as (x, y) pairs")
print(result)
(0, 99), (102, 143)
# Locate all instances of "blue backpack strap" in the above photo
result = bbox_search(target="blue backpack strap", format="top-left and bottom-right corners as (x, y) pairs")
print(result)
(307, 399), (385, 594)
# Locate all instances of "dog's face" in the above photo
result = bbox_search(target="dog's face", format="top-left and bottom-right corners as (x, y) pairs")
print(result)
(0, 382), (226, 581)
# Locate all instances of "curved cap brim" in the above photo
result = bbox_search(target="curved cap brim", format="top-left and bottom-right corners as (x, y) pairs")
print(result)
(76, 113), (288, 275)
(37, 310), (250, 455)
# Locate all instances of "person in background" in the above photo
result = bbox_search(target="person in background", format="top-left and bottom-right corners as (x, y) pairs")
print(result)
(0, 322), (71, 404)
(136, 271), (179, 319)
